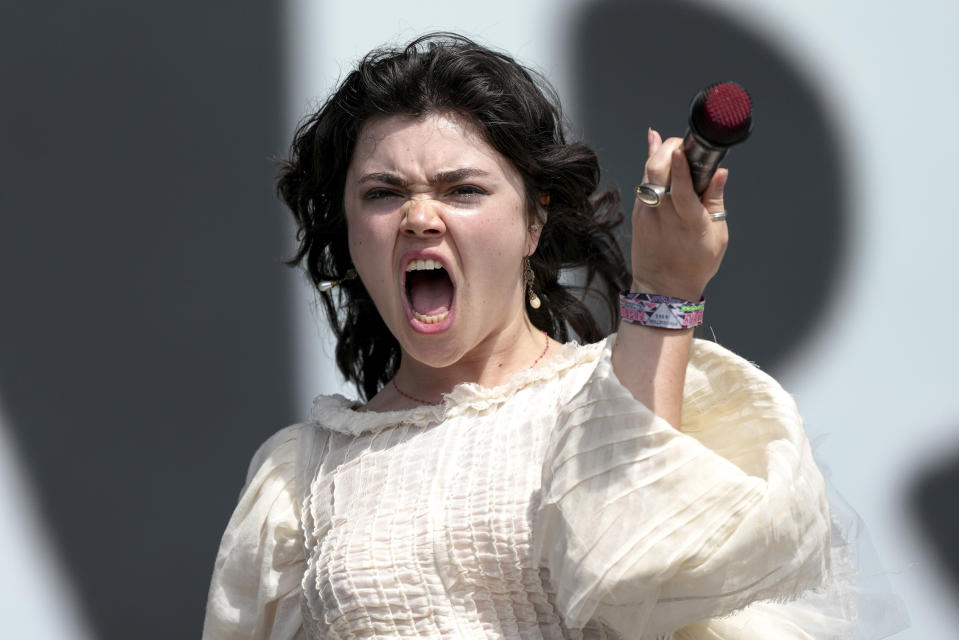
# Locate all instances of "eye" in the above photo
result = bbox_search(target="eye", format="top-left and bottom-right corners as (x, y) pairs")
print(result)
(448, 185), (487, 201)
(362, 188), (401, 201)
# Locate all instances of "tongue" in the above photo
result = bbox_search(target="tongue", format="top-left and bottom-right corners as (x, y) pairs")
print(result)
(408, 271), (453, 315)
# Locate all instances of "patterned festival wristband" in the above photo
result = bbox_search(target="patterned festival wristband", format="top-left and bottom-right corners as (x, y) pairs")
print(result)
(619, 291), (705, 329)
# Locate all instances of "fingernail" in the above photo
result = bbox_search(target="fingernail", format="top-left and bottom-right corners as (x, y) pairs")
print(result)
(647, 127), (654, 146)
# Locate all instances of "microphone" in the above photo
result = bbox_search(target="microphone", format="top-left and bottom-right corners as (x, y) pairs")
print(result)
(636, 81), (752, 207)
(683, 81), (752, 195)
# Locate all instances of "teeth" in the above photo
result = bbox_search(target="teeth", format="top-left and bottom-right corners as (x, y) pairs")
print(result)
(405, 258), (451, 324)
(412, 309), (450, 324)
(405, 258), (444, 272)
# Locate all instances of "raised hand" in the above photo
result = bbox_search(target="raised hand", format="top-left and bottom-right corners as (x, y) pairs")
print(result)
(630, 128), (729, 302)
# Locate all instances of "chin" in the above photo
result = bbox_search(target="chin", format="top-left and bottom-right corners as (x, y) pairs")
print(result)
(393, 320), (465, 368)
(401, 341), (463, 370)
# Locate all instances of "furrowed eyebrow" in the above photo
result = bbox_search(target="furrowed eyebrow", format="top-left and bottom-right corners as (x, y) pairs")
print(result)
(429, 168), (490, 184)
(357, 167), (490, 187)
(358, 172), (409, 187)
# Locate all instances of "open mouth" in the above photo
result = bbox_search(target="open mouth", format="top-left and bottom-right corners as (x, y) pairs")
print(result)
(405, 258), (454, 324)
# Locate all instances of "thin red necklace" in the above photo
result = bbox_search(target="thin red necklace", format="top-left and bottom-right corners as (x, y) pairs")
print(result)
(391, 330), (551, 406)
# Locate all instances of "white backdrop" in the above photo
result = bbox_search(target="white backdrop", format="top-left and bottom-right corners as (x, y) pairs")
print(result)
(1, 1), (954, 638)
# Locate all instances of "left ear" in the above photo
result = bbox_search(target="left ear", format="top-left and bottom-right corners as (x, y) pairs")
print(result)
(525, 193), (549, 256)
(525, 225), (542, 257)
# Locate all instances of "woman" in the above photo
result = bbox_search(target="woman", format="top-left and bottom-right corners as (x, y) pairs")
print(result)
(203, 33), (854, 639)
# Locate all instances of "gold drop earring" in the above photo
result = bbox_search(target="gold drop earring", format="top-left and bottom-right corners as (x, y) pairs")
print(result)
(524, 257), (541, 309)
(524, 193), (548, 310)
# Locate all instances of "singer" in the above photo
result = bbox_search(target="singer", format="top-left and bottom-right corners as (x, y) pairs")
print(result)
(202, 33), (863, 639)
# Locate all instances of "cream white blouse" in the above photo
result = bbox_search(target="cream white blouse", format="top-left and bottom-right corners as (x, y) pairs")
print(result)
(203, 336), (858, 639)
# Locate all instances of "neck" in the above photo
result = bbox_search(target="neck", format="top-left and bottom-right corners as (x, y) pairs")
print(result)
(394, 317), (551, 406)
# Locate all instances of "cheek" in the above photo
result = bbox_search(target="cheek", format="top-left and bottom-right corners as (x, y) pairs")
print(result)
(345, 205), (373, 263)
(346, 214), (395, 296)
(345, 221), (360, 265)
(347, 227), (362, 258)
(347, 227), (375, 282)
(460, 223), (528, 290)
(345, 212), (371, 277)
(474, 207), (529, 259)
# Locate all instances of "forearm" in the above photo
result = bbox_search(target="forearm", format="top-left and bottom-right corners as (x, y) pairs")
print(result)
(615, 130), (727, 427)
(610, 321), (693, 428)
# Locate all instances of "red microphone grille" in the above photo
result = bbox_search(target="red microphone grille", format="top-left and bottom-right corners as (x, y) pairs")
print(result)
(704, 82), (752, 129)
(690, 82), (752, 146)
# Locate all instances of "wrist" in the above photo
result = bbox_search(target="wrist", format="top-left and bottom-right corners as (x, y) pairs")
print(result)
(630, 277), (703, 303)
(620, 291), (705, 329)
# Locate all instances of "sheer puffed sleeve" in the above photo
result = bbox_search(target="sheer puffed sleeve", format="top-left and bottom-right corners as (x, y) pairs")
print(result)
(203, 425), (309, 640)
(533, 337), (831, 638)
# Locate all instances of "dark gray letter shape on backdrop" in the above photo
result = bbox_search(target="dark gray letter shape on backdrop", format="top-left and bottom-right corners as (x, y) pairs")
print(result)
(0, 3), (292, 638)
(572, 0), (846, 372)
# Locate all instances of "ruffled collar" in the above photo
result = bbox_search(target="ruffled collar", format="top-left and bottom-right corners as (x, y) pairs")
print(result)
(310, 338), (607, 436)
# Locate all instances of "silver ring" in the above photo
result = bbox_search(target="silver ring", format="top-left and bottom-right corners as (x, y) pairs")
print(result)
(636, 183), (669, 208)
(709, 211), (728, 222)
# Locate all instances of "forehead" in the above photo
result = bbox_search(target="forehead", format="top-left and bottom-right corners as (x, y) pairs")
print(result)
(347, 112), (516, 179)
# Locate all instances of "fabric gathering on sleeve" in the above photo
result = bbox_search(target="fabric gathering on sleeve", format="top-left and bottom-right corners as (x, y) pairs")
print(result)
(202, 425), (310, 640)
(533, 336), (836, 639)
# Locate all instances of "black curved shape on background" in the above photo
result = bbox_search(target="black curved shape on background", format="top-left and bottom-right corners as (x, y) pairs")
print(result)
(0, 3), (291, 638)
(572, 0), (846, 372)
(910, 442), (959, 599)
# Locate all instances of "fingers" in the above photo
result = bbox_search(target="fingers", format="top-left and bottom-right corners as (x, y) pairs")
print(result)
(647, 128), (662, 159)
(642, 128), (663, 183)
(666, 147), (704, 225)
(641, 133), (728, 226)
(643, 136), (684, 188)
(700, 168), (728, 213)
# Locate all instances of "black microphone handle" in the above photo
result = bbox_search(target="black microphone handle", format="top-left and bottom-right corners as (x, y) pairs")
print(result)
(682, 130), (728, 196)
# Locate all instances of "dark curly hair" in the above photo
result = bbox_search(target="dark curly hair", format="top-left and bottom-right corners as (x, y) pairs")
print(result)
(277, 33), (629, 401)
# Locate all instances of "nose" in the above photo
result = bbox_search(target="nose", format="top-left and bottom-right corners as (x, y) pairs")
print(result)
(401, 197), (446, 238)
